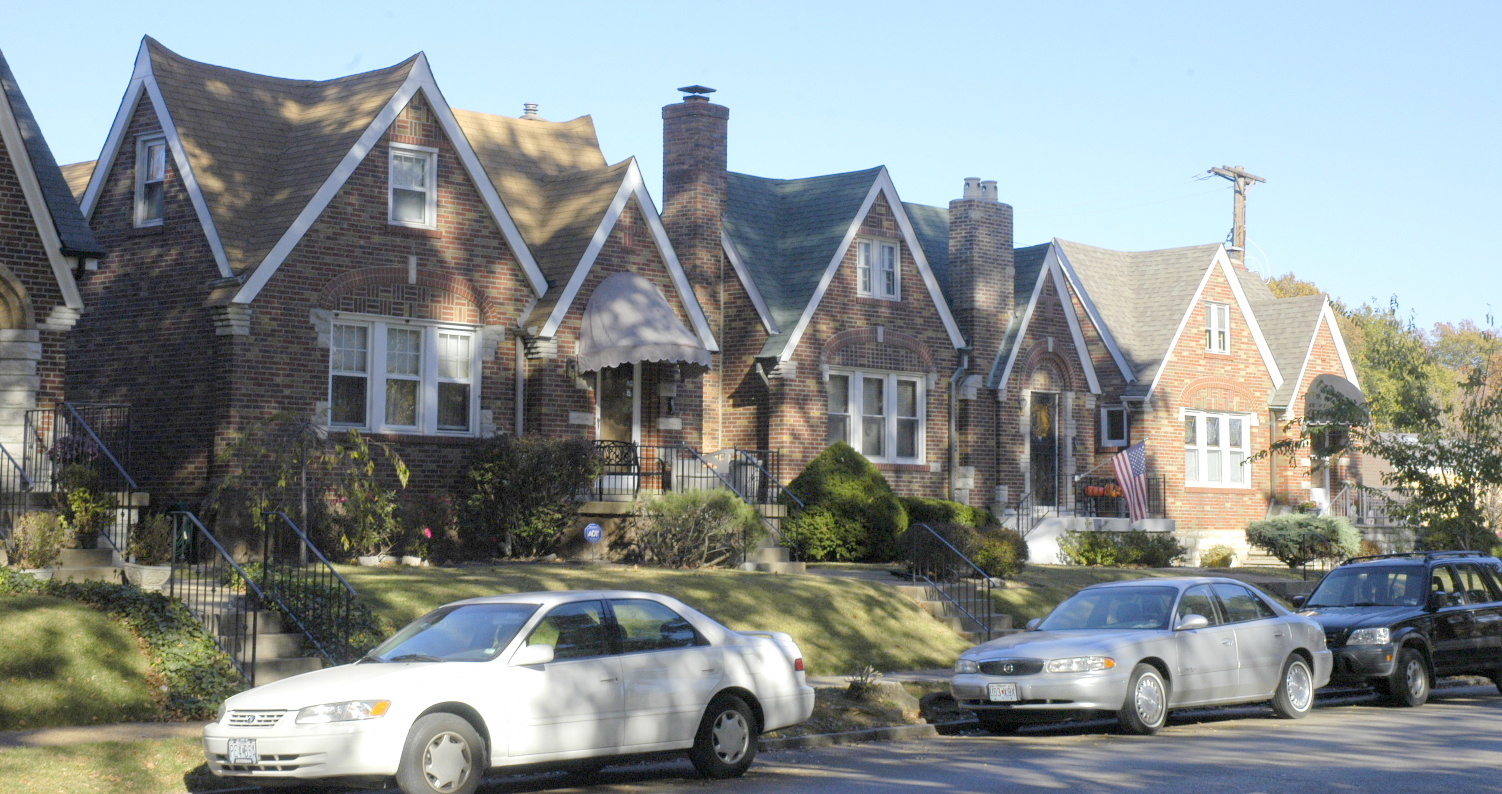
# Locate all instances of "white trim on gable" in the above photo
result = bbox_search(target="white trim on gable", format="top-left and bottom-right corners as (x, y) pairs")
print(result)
(1321, 302), (1360, 387)
(1052, 240), (1135, 384)
(721, 229), (777, 334)
(777, 168), (965, 361)
(993, 246), (1099, 393)
(235, 55), (546, 304)
(0, 80), (84, 309)
(80, 45), (149, 219)
(1145, 247), (1284, 400)
(1051, 265), (1101, 395)
(537, 160), (718, 352)
(994, 244), (1056, 391)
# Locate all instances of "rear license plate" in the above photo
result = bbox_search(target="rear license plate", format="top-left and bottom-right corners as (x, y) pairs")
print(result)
(227, 738), (257, 765)
(988, 682), (1019, 702)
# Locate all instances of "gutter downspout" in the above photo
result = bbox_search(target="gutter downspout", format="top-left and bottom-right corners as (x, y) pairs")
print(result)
(948, 353), (968, 501)
(515, 339), (525, 436)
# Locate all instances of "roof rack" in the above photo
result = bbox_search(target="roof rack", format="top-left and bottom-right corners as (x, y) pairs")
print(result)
(1339, 550), (1486, 565)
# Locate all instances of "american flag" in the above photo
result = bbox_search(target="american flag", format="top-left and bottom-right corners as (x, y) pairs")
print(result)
(1111, 441), (1150, 523)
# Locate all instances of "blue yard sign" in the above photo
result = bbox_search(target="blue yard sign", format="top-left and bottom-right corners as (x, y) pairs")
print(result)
(584, 523), (603, 544)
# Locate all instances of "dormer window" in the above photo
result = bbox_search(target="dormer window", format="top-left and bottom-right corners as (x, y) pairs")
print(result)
(134, 136), (167, 227)
(857, 239), (900, 300)
(389, 144), (438, 228)
(1205, 302), (1230, 353)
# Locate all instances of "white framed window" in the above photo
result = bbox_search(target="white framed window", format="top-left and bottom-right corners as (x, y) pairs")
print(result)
(1184, 410), (1250, 487)
(134, 136), (167, 227)
(856, 238), (900, 300)
(388, 143), (438, 228)
(826, 369), (924, 462)
(329, 315), (479, 435)
(1205, 302), (1231, 353)
(1100, 405), (1128, 448)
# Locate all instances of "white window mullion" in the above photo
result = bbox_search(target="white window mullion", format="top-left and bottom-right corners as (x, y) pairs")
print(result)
(371, 325), (389, 433)
(422, 328), (439, 435)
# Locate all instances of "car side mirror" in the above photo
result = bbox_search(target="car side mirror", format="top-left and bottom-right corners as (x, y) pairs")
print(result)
(1025, 618), (1042, 631)
(1290, 595), (1307, 608)
(510, 643), (555, 666)
(1427, 591), (1451, 611)
(1175, 613), (1210, 631)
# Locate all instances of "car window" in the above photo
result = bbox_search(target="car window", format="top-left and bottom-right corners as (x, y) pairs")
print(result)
(1430, 566), (1463, 601)
(1306, 565), (1426, 607)
(1037, 586), (1177, 631)
(1177, 585), (1223, 626)
(1454, 564), (1501, 605)
(525, 600), (616, 660)
(611, 599), (708, 652)
(1212, 583), (1277, 622)
(367, 603), (538, 663)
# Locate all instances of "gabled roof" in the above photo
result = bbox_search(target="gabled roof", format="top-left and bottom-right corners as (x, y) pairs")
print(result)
(1233, 268), (1327, 408)
(60, 161), (94, 201)
(0, 50), (103, 259)
(902, 202), (952, 313)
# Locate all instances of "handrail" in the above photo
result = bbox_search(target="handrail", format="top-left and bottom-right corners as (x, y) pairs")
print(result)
(683, 445), (795, 561)
(62, 402), (139, 492)
(261, 511), (363, 665)
(733, 447), (804, 510)
(907, 522), (997, 643)
(264, 511), (357, 594)
(0, 443), (33, 491)
(168, 510), (270, 686)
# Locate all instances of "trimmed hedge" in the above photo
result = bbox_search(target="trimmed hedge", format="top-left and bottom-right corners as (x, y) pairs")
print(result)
(1058, 530), (1186, 568)
(902, 522), (1029, 579)
(899, 497), (996, 529)
(783, 443), (907, 562)
(0, 570), (241, 719)
(1245, 514), (1361, 569)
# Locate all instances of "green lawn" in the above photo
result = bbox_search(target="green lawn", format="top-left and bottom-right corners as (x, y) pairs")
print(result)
(0, 739), (231, 794)
(0, 596), (157, 731)
(341, 563), (973, 677)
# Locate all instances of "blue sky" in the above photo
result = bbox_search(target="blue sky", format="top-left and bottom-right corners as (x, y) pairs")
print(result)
(5, 1), (1497, 330)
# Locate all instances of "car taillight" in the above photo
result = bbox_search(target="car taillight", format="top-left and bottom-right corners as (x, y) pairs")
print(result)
(794, 657), (804, 672)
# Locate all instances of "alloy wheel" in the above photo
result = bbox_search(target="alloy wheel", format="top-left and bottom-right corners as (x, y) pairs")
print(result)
(1286, 661), (1313, 712)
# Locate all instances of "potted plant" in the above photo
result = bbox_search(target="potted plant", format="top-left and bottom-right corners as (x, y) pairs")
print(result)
(7, 511), (67, 580)
(54, 464), (118, 550)
(124, 514), (174, 591)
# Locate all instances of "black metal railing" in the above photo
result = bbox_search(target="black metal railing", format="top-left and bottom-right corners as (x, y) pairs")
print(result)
(0, 443), (33, 546)
(1073, 475), (1166, 520)
(1006, 489), (1050, 539)
(906, 523), (998, 643)
(20, 403), (143, 555)
(260, 511), (363, 665)
(167, 510), (271, 687)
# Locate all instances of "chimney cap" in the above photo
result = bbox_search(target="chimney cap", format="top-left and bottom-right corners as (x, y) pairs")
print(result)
(678, 85), (717, 97)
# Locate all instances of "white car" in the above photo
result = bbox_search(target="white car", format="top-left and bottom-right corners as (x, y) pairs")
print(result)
(203, 590), (814, 793)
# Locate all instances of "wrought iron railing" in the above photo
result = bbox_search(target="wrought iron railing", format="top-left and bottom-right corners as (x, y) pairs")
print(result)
(20, 403), (143, 556)
(1073, 475), (1166, 520)
(0, 443), (33, 547)
(906, 523), (998, 643)
(167, 510), (272, 687)
(1006, 488), (1050, 538)
(260, 512), (364, 665)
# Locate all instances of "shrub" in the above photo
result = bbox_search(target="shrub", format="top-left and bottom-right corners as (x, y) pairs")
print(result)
(899, 497), (996, 529)
(781, 507), (863, 562)
(326, 430), (409, 558)
(54, 464), (117, 547)
(7, 512), (67, 569)
(456, 436), (597, 558)
(972, 528), (1029, 579)
(626, 490), (764, 568)
(1058, 530), (1187, 567)
(1245, 514), (1361, 569)
(784, 442), (907, 562)
(1200, 544), (1237, 569)
(128, 514), (175, 565)
(395, 493), (456, 561)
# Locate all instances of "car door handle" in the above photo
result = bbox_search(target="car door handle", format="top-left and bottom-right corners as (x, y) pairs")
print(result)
(702, 668), (719, 674)
(1222, 639), (1234, 646)
(600, 677), (619, 683)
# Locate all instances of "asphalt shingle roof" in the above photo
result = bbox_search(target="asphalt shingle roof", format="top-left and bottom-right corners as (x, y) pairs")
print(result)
(1235, 267), (1328, 407)
(0, 50), (104, 258)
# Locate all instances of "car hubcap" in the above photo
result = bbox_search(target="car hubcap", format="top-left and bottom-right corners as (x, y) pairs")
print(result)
(422, 732), (471, 792)
(1406, 658), (1426, 698)
(1135, 674), (1165, 725)
(711, 710), (750, 763)
(1286, 662), (1312, 711)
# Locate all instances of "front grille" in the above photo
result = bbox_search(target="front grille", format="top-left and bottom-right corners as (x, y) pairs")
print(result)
(1324, 629), (1348, 648)
(979, 659), (1044, 676)
(215, 754), (305, 773)
(226, 710), (288, 728)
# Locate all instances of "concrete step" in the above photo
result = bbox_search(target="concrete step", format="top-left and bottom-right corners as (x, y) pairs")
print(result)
(58, 548), (115, 567)
(250, 657), (324, 686)
(747, 545), (789, 565)
(214, 610), (286, 636)
(222, 632), (307, 662)
(53, 566), (122, 584)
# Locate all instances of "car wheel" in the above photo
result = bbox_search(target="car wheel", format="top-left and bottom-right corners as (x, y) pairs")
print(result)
(1271, 656), (1315, 719)
(395, 713), (485, 794)
(1385, 646), (1430, 707)
(974, 711), (1020, 735)
(689, 695), (758, 779)
(1117, 663), (1169, 735)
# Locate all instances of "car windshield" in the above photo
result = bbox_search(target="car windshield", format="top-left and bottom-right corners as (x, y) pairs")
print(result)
(1038, 586), (1177, 631)
(364, 603), (539, 663)
(1306, 565), (1427, 607)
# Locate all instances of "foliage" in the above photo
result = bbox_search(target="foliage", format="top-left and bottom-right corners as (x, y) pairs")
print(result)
(783, 442), (908, 562)
(53, 464), (117, 545)
(325, 430), (409, 557)
(127, 514), (174, 565)
(625, 489), (764, 569)
(0, 569), (242, 719)
(971, 528), (1029, 579)
(898, 496), (996, 529)
(781, 506), (865, 562)
(1244, 514), (1362, 569)
(395, 492), (457, 560)
(901, 522), (1028, 579)
(1200, 544), (1237, 568)
(844, 664), (884, 697)
(1058, 530), (1187, 567)
(6, 511), (67, 569)
(455, 435), (597, 558)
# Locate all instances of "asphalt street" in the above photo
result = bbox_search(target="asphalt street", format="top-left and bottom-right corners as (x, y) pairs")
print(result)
(471, 683), (1502, 794)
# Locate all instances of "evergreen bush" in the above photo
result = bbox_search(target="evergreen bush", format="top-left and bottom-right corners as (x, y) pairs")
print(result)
(1244, 514), (1362, 569)
(1058, 530), (1186, 567)
(899, 497), (996, 529)
(783, 442), (907, 562)
(626, 489), (764, 568)
(456, 436), (597, 558)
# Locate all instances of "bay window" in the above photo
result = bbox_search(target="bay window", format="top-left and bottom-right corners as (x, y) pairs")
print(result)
(330, 316), (478, 435)
(826, 369), (924, 462)
(1184, 410), (1250, 486)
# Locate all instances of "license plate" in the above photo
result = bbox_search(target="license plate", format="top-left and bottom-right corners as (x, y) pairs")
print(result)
(988, 682), (1019, 702)
(227, 738), (257, 765)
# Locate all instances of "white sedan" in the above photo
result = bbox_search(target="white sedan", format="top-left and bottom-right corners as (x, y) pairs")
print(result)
(203, 590), (814, 793)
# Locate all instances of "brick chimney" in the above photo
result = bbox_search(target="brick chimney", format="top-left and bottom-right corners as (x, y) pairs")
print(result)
(662, 86), (729, 448)
(948, 177), (1013, 363)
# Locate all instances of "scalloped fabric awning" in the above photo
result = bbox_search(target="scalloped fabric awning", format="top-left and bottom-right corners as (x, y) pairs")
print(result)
(576, 272), (711, 373)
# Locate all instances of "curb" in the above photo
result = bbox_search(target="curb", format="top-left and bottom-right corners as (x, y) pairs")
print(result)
(761, 719), (974, 750)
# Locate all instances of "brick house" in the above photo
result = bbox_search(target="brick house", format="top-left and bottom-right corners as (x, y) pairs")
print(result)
(60, 38), (717, 510)
(0, 50), (103, 464)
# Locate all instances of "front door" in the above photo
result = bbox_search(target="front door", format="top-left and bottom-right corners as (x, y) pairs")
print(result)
(1030, 392), (1059, 505)
(598, 363), (639, 443)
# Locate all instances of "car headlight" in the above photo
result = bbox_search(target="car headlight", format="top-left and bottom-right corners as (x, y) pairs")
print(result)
(1045, 656), (1116, 673)
(955, 658), (979, 674)
(295, 700), (392, 724)
(1346, 628), (1391, 646)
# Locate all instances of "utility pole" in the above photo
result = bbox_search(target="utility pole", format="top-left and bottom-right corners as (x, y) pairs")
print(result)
(1208, 165), (1264, 267)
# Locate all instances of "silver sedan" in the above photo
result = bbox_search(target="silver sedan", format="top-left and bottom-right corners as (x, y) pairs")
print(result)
(951, 577), (1332, 734)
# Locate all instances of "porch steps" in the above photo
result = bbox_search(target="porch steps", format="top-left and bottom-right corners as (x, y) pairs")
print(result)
(744, 505), (804, 574)
(53, 547), (121, 584)
(216, 609), (325, 686)
(894, 583), (1017, 645)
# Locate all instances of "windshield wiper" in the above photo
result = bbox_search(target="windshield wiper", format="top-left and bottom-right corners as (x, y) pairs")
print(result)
(389, 653), (445, 663)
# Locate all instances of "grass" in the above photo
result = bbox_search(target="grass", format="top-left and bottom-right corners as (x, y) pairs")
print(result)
(340, 563), (973, 677)
(0, 596), (157, 731)
(0, 739), (231, 794)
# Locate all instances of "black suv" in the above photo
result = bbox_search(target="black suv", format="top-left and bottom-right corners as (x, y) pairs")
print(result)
(1294, 551), (1502, 706)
